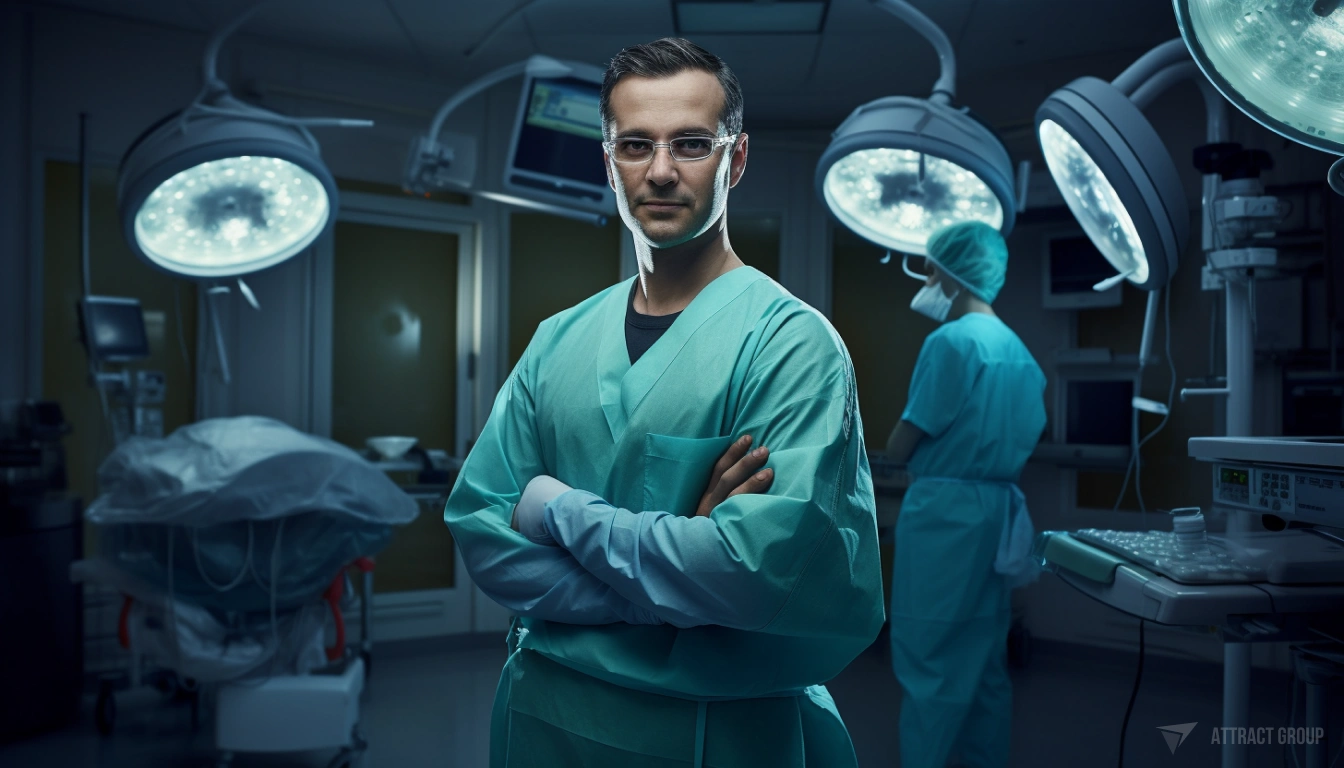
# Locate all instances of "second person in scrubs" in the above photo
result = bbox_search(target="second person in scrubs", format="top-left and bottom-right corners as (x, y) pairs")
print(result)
(885, 221), (1047, 768)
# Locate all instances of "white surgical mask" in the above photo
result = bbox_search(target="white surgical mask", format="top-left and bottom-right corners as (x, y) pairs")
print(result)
(903, 253), (958, 321)
(910, 283), (958, 322)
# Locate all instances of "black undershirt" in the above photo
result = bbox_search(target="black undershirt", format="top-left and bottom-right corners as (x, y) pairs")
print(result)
(626, 282), (681, 364)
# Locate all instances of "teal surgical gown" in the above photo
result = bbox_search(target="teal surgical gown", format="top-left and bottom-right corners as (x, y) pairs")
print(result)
(443, 266), (885, 768)
(890, 312), (1046, 768)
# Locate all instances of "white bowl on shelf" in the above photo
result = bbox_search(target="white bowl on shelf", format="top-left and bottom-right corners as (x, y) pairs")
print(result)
(366, 436), (418, 461)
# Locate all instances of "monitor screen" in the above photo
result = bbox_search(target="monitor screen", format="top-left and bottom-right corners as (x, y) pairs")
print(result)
(79, 297), (149, 362)
(1043, 234), (1123, 309)
(509, 76), (608, 195)
(1050, 236), (1118, 293)
(1065, 378), (1133, 445)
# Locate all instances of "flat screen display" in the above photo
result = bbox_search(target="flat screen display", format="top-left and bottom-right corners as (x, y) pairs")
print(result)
(511, 77), (607, 190)
(1065, 379), (1133, 445)
(79, 297), (149, 362)
(1050, 235), (1118, 295)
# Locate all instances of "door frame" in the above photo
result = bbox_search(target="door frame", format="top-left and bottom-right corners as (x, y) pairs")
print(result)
(314, 190), (481, 640)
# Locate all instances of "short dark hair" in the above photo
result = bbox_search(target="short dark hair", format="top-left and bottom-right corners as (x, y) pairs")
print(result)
(600, 37), (743, 140)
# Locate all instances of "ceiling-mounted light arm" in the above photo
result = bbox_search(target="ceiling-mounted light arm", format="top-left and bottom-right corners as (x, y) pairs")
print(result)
(181, 2), (372, 140)
(1124, 57), (1232, 251)
(1111, 38), (1190, 97)
(1129, 62), (1200, 111)
(872, 0), (956, 103)
(407, 55), (576, 196)
(427, 55), (573, 142)
(200, 2), (266, 94)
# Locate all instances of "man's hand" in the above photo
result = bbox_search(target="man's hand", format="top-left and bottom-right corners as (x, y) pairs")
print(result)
(694, 435), (774, 517)
(511, 475), (574, 544)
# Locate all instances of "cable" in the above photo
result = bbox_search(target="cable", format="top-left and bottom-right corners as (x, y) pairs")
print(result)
(270, 517), (282, 672)
(1113, 287), (1178, 518)
(1118, 619), (1146, 767)
(191, 521), (253, 591)
(173, 281), (191, 373)
(1134, 286), (1177, 515)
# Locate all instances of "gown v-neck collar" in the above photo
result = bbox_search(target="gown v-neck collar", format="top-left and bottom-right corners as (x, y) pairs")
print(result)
(596, 266), (763, 441)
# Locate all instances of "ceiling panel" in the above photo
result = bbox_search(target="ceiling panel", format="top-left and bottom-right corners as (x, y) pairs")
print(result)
(530, 34), (646, 69)
(30, 0), (1197, 131)
(245, 0), (423, 72)
(36, 0), (213, 30)
(956, 0), (1180, 77)
(526, 0), (673, 36)
(822, 0), (974, 40)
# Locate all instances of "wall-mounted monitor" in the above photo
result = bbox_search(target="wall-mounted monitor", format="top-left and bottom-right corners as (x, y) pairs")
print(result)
(78, 296), (149, 363)
(1042, 230), (1124, 310)
(1034, 365), (1136, 469)
(504, 61), (615, 215)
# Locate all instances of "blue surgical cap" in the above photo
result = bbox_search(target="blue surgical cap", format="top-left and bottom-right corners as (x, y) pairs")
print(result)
(925, 221), (1009, 304)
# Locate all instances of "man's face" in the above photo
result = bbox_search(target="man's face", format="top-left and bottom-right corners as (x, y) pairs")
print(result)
(603, 69), (747, 248)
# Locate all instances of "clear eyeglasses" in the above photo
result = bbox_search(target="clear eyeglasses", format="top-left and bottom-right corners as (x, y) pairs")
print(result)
(604, 134), (739, 164)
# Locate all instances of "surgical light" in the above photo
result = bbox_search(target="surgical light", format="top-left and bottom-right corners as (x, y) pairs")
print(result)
(1035, 40), (1193, 292)
(118, 6), (368, 280)
(1038, 119), (1147, 284)
(121, 122), (340, 279)
(815, 0), (1016, 256)
(1174, 0), (1344, 157)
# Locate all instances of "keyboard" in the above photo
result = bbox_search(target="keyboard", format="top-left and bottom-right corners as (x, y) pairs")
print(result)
(1072, 529), (1268, 584)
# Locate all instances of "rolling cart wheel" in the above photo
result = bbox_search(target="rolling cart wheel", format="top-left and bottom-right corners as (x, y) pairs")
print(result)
(95, 682), (117, 736)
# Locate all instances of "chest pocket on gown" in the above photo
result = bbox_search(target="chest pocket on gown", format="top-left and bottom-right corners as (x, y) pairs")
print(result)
(643, 434), (736, 518)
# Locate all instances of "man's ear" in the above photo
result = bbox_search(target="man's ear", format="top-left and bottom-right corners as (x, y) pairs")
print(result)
(728, 133), (748, 188)
(604, 151), (616, 192)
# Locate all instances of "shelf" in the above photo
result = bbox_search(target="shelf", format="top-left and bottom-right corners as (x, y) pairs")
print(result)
(1031, 443), (1132, 471)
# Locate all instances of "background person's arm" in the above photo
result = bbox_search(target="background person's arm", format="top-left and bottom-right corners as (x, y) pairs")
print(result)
(884, 420), (926, 465)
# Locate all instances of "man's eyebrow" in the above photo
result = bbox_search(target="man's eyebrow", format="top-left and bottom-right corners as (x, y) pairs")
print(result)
(612, 126), (719, 139)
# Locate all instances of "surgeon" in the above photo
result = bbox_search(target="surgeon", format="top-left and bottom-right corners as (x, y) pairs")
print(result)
(443, 37), (884, 768)
(884, 221), (1046, 768)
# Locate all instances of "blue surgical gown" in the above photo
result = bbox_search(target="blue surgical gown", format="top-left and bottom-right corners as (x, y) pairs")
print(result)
(890, 312), (1045, 768)
(444, 266), (885, 767)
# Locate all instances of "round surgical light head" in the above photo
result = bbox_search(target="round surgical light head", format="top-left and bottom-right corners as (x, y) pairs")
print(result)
(119, 112), (338, 279)
(815, 96), (1016, 256)
(1175, 0), (1344, 156)
(1036, 77), (1189, 291)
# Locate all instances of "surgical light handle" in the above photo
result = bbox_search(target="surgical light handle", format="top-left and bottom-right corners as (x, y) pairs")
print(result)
(872, 0), (956, 103)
